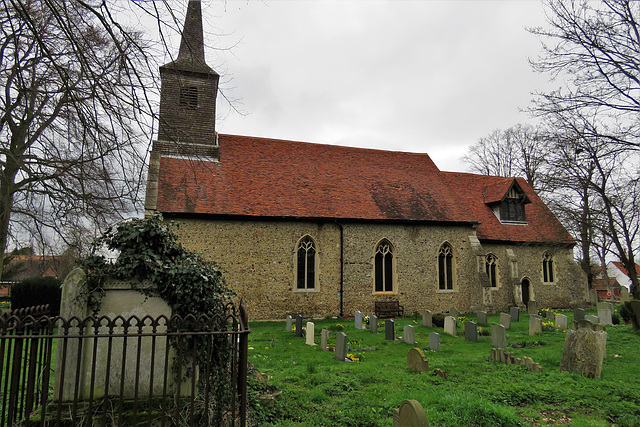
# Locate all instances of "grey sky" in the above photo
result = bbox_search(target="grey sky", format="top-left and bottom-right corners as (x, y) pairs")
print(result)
(165, 1), (556, 172)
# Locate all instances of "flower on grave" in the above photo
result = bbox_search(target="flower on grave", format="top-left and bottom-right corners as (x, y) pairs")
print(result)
(292, 326), (296, 332)
(364, 315), (370, 325)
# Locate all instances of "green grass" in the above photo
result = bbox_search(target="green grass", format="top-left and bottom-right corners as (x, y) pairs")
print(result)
(246, 310), (640, 426)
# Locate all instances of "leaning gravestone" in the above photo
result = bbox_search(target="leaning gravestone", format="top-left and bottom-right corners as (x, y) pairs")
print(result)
(385, 319), (396, 341)
(321, 329), (329, 351)
(305, 322), (316, 346)
(444, 316), (456, 336)
(404, 325), (416, 345)
(555, 314), (569, 330)
(334, 332), (348, 362)
(407, 348), (429, 373)
(295, 315), (304, 337)
(510, 306), (520, 322)
(573, 308), (585, 322)
(355, 311), (364, 329)
(491, 324), (506, 348)
(370, 314), (378, 334)
(477, 311), (488, 326)
(560, 320), (607, 378)
(286, 315), (293, 332)
(429, 332), (440, 351)
(529, 314), (543, 335)
(393, 400), (429, 427)
(464, 321), (478, 342)
(527, 300), (539, 315)
(499, 312), (511, 329)
(422, 310), (432, 327)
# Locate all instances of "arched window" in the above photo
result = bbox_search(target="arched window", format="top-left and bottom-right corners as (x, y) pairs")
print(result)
(296, 235), (316, 290)
(374, 239), (395, 293)
(486, 253), (498, 287)
(542, 252), (554, 283)
(438, 243), (454, 290)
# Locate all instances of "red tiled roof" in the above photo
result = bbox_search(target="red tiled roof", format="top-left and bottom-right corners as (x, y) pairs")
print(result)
(612, 262), (640, 277)
(156, 134), (574, 245)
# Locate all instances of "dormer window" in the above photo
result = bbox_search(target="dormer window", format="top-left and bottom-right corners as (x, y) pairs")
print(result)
(500, 187), (527, 223)
(485, 180), (530, 224)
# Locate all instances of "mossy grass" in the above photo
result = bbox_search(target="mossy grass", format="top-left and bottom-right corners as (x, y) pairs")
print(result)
(247, 309), (640, 426)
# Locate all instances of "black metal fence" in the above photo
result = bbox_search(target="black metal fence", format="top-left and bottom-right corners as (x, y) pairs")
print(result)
(0, 303), (250, 426)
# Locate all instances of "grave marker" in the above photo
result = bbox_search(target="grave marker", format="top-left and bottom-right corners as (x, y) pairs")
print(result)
(555, 314), (569, 330)
(529, 314), (542, 335)
(321, 329), (329, 351)
(404, 325), (416, 345)
(295, 315), (303, 337)
(422, 310), (432, 327)
(286, 315), (292, 332)
(509, 306), (520, 322)
(597, 307), (613, 326)
(585, 315), (600, 324)
(449, 308), (459, 319)
(491, 324), (507, 348)
(407, 348), (429, 373)
(355, 311), (364, 329)
(527, 301), (539, 316)
(573, 308), (585, 322)
(385, 319), (396, 341)
(393, 400), (429, 427)
(429, 332), (440, 351)
(499, 312), (511, 329)
(305, 322), (316, 346)
(545, 309), (555, 320)
(370, 314), (378, 334)
(444, 316), (456, 336)
(477, 311), (488, 326)
(560, 320), (607, 378)
(334, 332), (347, 362)
(464, 321), (478, 342)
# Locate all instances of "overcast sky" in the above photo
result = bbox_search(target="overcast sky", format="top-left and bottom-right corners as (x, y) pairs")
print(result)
(156, 0), (558, 172)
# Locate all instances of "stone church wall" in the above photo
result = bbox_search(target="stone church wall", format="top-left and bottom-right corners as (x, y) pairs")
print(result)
(171, 218), (580, 320)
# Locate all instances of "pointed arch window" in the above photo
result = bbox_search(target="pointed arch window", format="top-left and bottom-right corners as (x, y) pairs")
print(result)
(438, 243), (455, 290)
(486, 253), (498, 287)
(296, 236), (316, 290)
(542, 252), (555, 283)
(374, 239), (395, 293)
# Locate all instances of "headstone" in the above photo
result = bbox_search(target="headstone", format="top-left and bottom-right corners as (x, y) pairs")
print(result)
(404, 325), (416, 345)
(355, 311), (364, 329)
(295, 315), (303, 337)
(620, 287), (630, 303)
(407, 348), (429, 373)
(585, 315), (600, 324)
(527, 300), (539, 315)
(477, 311), (488, 326)
(286, 315), (293, 332)
(499, 312), (511, 329)
(393, 399), (429, 427)
(429, 332), (440, 351)
(597, 301), (614, 312)
(545, 309), (555, 320)
(385, 319), (395, 341)
(491, 324), (507, 348)
(305, 322), (316, 346)
(321, 329), (329, 351)
(449, 308), (459, 319)
(509, 306), (520, 322)
(464, 321), (478, 342)
(573, 308), (585, 322)
(588, 289), (598, 305)
(529, 314), (542, 335)
(422, 310), (432, 327)
(370, 314), (378, 334)
(597, 308), (613, 326)
(560, 320), (607, 378)
(555, 314), (569, 330)
(444, 316), (456, 336)
(334, 332), (347, 362)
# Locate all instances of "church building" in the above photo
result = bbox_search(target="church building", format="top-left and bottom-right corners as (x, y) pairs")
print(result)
(145, 0), (586, 320)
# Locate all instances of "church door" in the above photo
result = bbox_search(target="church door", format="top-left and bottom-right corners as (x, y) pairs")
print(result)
(521, 279), (531, 306)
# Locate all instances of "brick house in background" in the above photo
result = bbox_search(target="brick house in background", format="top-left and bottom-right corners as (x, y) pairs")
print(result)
(144, 0), (586, 320)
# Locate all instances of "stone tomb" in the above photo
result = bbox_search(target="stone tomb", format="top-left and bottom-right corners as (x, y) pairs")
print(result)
(560, 320), (607, 378)
(404, 325), (416, 345)
(491, 324), (507, 348)
(355, 311), (365, 329)
(335, 332), (348, 362)
(529, 314), (543, 335)
(555, 314), (569, 330)
(509, 306), (520, 322)
(476, 311), (488, 326)
(422, 310), (432, 327)
(499, 312), (511, 329)
(444, 316), (456, 336)
(429, 332), (440, 351)
(305, 322), (316, 346)
(464, 321), (478, 342)
(407, 348), (429, 373)
(370, 314), (378, 334)
(393, 400), (429, 427)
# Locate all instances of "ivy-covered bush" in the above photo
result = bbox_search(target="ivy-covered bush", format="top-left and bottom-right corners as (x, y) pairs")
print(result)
(11, 276), (61, 315)
(78, 213), (236, 423)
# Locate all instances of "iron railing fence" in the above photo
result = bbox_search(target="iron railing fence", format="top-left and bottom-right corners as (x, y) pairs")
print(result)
(0, 303), (250, 426)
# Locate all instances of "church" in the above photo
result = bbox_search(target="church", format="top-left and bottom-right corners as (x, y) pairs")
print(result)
(145, 1), (586, 320)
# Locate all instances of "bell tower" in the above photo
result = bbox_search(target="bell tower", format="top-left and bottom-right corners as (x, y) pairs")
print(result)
(155, 0), (219, 159)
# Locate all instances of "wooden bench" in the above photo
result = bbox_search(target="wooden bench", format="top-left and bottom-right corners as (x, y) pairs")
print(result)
(374, 300), (404, 318)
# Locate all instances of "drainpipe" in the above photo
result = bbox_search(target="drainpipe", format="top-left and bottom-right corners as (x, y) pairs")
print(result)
(335, 221), (344, 317)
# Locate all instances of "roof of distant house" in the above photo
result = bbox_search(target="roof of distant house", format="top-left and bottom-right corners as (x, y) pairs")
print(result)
(156, 134), (575, 245)
(611, 262), (640, 278)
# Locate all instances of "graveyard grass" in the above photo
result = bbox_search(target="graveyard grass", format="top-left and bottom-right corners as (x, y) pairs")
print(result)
(246, 310), (640, 426)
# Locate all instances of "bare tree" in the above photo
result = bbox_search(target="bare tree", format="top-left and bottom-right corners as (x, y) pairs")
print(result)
(461, 124), (550, 193)
(530, 0), (640, 297)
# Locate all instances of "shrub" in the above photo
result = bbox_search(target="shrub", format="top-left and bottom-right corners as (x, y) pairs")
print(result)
(432, 313), (446, 327)
(620, 302), (634, 324)
(10, 276), (61, 315)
